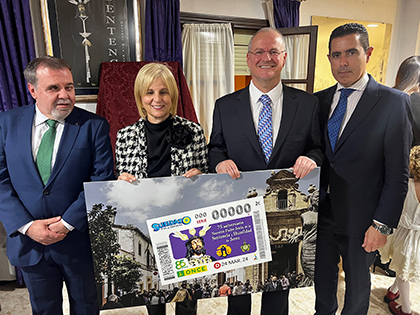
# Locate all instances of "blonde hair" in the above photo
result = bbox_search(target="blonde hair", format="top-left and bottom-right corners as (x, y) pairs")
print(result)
(171, 289), (191, 303)
(134, 63), (179, 119)
(410, 145), (420, 179)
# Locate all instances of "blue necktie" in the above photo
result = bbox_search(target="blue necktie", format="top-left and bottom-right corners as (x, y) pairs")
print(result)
(258, 94), (273, 163)
(328, 88), (355, 152)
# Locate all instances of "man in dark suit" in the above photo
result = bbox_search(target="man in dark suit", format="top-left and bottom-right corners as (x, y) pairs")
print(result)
(209, 27), (322, 315)
(314, 23), (412, 315)
(0, 56), (114, 314)
(265, 276), (280, 292)
(208, 27), (322, 179)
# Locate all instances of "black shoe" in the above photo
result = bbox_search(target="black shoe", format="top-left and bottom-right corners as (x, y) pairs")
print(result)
(372, 252), (396, 277)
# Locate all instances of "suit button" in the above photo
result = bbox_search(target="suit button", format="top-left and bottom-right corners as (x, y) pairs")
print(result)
(330, 163), (334, 168)
(43, 190), (49, 195)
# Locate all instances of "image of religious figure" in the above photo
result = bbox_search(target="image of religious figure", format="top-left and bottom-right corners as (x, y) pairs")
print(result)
(185, 235), (216, 266)
(288, 187), (319, 286)
(172, 226), (217, 267)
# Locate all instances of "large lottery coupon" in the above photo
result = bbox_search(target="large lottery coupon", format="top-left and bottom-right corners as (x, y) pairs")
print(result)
(146, 197), (271, 285)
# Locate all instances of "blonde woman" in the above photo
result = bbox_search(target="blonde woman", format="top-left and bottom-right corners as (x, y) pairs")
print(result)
(116, 63), (208, 181)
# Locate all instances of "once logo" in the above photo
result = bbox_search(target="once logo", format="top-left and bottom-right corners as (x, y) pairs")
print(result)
(177, 265), (207, 278)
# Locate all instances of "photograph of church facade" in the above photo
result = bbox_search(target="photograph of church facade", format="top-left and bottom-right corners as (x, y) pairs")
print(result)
(228, 170), (318, 289)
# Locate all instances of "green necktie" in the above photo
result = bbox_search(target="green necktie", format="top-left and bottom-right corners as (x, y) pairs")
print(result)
(36, 119), (57, 185)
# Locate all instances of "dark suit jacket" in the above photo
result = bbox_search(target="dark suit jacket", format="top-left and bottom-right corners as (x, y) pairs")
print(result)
(0, 105), (114, 267)
(315, 75), (412, 238)
(265, 280), (280, 292)
(208, 85), (323, 172)
(407, 92), (420, 147)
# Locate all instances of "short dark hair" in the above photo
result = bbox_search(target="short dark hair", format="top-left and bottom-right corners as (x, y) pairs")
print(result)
(24, 56), (72, 88)
(328, 23), (370, 53)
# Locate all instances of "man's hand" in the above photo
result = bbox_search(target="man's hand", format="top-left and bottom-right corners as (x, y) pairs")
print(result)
(183, 168), (202, 178)
(216, 160), (240, 179)
(291, 156), (316, 179)
(49, 220), (70, 235)
(26, 217), (67, 246)
(118, 172), (137, 183)
(362, 225), (387, 253)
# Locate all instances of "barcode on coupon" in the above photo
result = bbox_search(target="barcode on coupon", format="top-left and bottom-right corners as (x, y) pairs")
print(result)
(156, 242), (175, 281)
(253, 211), (266, 259)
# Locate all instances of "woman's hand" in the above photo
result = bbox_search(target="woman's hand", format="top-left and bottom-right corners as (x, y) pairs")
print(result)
(118, 172), (137, 183)
(183, 168), (202, 178)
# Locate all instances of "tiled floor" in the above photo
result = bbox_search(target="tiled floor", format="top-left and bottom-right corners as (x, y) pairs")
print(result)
(0, 268), (419, 314)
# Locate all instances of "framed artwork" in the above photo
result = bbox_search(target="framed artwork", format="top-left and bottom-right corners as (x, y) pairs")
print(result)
(40, 0), (142, 101)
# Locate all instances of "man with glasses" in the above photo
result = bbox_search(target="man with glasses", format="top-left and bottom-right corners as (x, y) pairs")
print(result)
(209, 27), (322, 180)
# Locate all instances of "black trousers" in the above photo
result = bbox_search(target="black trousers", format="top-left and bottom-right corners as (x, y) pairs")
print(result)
(314, 199), (376, 315)
(147, 290), (289, 315)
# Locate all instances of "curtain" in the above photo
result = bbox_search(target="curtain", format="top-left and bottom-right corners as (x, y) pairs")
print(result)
(144, 0), (183, 65)
(0, 0), (36, 113)
(96, 61), (197, 151)
(182, 24), (235, 140)
(273, 0), (301, 28)
(262, 0), (276, 28)
(282, 34), (309, 90)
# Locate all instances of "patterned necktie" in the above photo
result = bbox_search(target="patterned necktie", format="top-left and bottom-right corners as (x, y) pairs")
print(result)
(36, 119), (57, 185)
(327, 88), (355, 152)
(258, 94), (273, 163)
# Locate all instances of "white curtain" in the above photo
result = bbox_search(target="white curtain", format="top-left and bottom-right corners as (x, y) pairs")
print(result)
(182, 23), (235, 140)
(282, 34), (310, 90)
(261, 0), (276, 28)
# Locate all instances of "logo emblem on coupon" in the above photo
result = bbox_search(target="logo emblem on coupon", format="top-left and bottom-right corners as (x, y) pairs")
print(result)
(151, 216), (191, 232)
(214, 262), (221, 269)
(241, 240), (251, 252)
(216, 244), (232, 257)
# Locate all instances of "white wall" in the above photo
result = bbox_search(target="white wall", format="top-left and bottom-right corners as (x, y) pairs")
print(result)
(31, 0), (420, 109)
(386, 0), (420, 86)
(181, 0), (420, 87)
(300, 0), (398, 27)
(180, 0), (265, 19)
(300, 0), (420, 86)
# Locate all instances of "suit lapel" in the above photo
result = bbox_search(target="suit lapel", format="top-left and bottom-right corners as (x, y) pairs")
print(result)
(334, 76), (380, 153)
(270, 85), (298, 161)
(318, 86), (336, 158)
(18, 105), (43, 184)
(47, 108), (81, 186)
(236, 87), (266, 162)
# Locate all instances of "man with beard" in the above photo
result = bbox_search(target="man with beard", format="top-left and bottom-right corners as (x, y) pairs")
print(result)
(0, 56), (114, 314)
(185, 236), (216, 266)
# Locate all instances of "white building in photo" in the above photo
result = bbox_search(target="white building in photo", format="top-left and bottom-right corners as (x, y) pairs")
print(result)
(112, 224), (158, 293)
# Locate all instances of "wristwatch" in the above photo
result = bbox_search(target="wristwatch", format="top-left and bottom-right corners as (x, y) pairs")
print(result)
(371, 221), (392, 235)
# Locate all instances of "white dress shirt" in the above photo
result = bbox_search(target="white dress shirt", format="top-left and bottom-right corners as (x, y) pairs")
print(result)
(19, 105), (74, 234)
(329, 72), (369, 139)
(249, 80), (283, 145)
